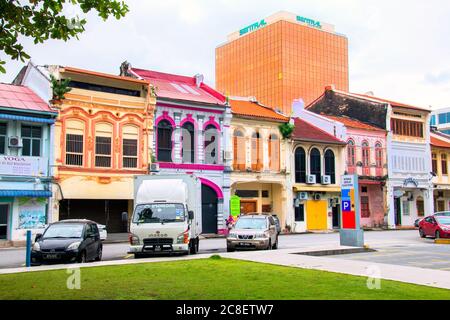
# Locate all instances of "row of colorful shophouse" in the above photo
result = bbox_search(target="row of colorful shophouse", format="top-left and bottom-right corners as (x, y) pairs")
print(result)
(1, 62), (449, 243)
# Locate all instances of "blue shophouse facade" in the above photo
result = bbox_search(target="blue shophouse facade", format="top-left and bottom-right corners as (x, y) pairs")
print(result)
(0, 83), (57, 243)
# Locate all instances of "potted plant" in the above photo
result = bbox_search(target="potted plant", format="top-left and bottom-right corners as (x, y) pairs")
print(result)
(279, 122), (295, 140)
(50, 75), (71, 107)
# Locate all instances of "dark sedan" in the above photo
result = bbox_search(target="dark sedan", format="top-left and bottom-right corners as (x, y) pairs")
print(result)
(31, 220), (102, 265)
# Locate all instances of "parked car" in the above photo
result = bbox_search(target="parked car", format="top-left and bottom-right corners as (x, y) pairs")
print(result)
(96, 223), (107, 241)
(418, 215), (450, 239)
(271, 214), (282, 235)
(31, 220), (103, 265)
(226, 214), (278, 252)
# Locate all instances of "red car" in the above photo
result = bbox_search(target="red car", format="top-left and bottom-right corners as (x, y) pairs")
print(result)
(419, 215), (450, 239)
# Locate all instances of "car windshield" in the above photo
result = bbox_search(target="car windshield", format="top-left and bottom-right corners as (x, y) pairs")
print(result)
(133, 203), (185, 224)
(43, 224), (84, 239)
(436, 216), (450, 225)
(235, 218), (267, 230)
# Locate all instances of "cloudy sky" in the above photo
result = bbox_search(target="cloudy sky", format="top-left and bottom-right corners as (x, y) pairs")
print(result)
(1, 0), (450, 109)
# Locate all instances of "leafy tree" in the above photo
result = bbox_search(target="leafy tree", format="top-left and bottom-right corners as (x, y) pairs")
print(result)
(0, 0), (129, 73)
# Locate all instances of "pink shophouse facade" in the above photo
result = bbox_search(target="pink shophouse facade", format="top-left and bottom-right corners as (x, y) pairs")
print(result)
(323, 115), (388, 228)
(122, 64), (232, 234)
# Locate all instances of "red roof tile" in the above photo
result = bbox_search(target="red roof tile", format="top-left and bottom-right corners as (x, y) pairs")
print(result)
(321, 115), (385, 132)
(0, 83), (55, 113)
(131, 68), (226, 105)
(230, 99), (289, 122)
(292, 118), (346, 144)
(431, 133), (450, 148)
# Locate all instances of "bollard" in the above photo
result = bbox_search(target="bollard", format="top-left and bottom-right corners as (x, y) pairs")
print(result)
(26, 230), (32, 267)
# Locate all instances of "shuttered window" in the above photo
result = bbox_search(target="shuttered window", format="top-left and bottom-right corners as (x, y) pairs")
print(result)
(95, 123), (112, 168)
(122, 125), (138, 168)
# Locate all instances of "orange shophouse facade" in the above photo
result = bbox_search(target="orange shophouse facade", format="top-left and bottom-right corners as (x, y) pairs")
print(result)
(50, 67), (155, 233)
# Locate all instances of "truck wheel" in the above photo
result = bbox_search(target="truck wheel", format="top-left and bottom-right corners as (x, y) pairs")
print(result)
(189, 238), (198, 254)
(134, 253), (145, 259)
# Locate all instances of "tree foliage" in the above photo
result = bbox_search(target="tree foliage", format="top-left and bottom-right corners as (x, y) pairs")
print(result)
(0, 0), (129, 73)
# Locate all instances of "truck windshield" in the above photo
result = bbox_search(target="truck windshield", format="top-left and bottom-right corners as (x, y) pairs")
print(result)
(133, 203), (185, 224)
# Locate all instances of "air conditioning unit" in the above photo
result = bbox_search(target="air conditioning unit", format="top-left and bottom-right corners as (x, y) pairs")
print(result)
(313, 193), (322, 201)
(297, 192), (308, 201)
(306, 175), (316, 184)
(149, 163), (160, 172)
(321, 175), (331, 185)
(8, 136), (22, 148)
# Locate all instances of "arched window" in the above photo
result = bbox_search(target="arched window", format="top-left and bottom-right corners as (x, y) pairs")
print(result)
(65, 119), (84, 166)
(122, 125), (139, 168)
(233, 130), (245, 171)
(251, 131), (263, 171)
(324, 149), (336, 184)
(375, 142), (383, 168)
(204, 124), (218, 165)
(95, 122), (113, 168)
(362, 141), (370, 175)
(182, 122), (195, 163)
(268, 134), (280, 171)
(295, 147), (306, 183)
(310, 148), (321, 182)
(347, 139), (356, 167)
(157, 120), (173, 162)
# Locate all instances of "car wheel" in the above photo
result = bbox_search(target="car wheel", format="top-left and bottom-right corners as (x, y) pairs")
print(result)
(227, 247), (235, 252)
(272, 237), (278, 249)
(95, 246), (102, 261)
(436, 231), (441, 239)
(134, 253), (146, 259)
(419, 228), (426, 238)
(78, 251), (87, 263)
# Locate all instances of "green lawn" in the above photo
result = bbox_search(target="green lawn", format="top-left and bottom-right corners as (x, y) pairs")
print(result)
(0, 256), (449, 300)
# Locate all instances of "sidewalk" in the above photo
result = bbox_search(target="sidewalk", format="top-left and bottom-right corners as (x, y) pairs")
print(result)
(1, 245), (449, 290)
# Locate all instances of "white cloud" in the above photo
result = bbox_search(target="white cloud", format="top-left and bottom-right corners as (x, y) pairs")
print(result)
(1, 0), (449, 108)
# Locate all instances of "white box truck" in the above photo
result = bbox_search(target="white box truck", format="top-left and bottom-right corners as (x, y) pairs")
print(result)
(129, 174), (201, 257)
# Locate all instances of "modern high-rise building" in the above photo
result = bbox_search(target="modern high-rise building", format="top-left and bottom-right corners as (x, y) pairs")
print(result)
(216, 11), (349, 114)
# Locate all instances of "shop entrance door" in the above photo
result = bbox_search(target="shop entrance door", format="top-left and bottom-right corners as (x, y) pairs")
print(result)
(332, 206), (340, 229)
(306, 200), (328, 230)
(437, 200), (445, 212)
(240, 201), (257, 214)
(0, 204), (9, 240)
(394, 197), (401, 226)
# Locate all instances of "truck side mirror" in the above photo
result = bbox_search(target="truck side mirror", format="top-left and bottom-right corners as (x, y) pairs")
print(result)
(188, 210), (194, 220)
(35, 233), (42, 242)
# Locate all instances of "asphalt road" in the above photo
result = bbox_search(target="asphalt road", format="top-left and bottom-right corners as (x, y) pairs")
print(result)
(0, 230), (447, 270)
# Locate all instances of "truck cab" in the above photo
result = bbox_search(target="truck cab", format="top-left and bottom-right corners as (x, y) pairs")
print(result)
(129, 175), (201, 257)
